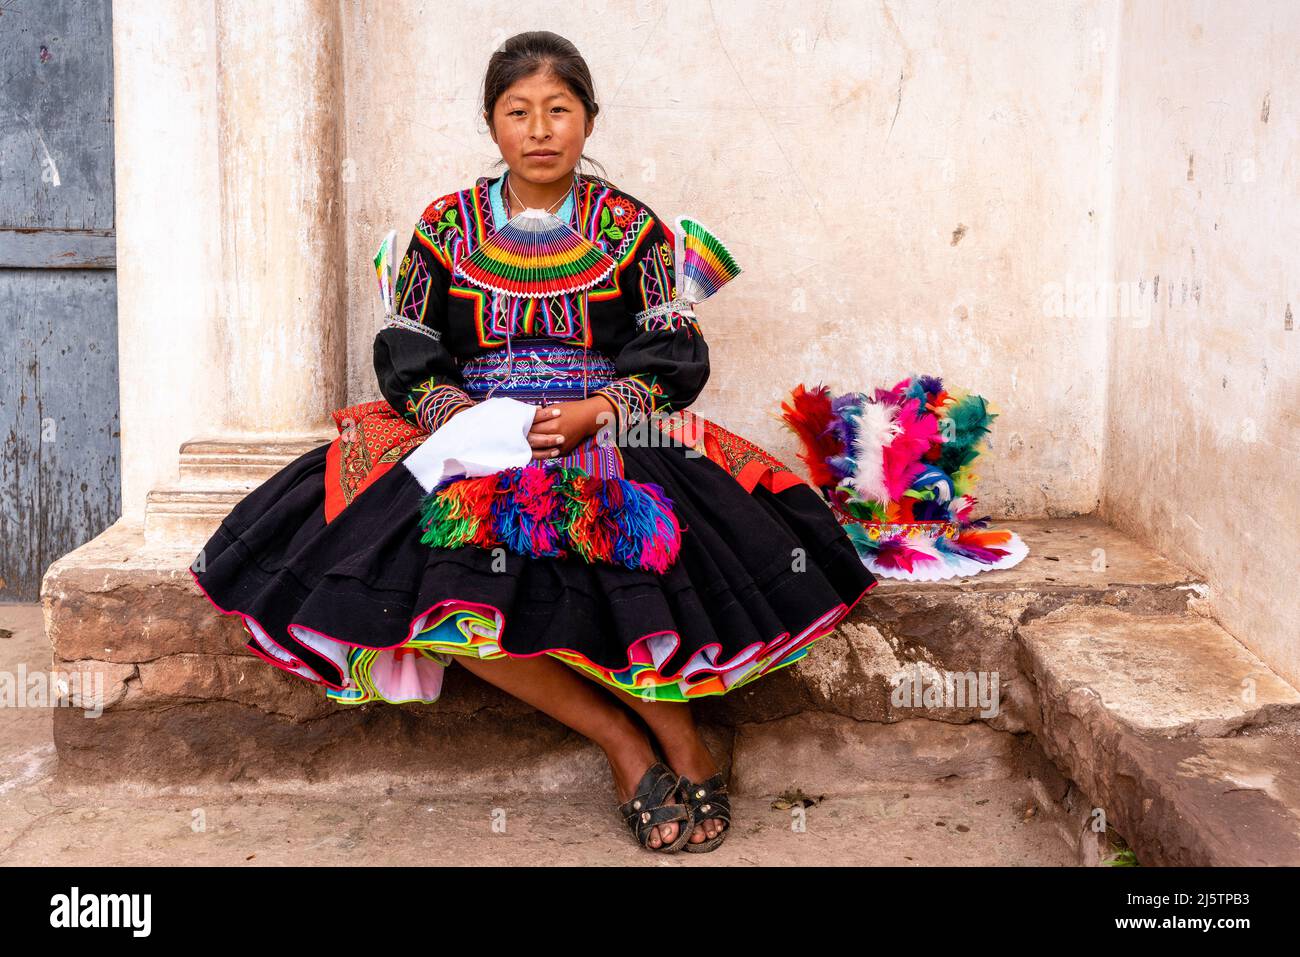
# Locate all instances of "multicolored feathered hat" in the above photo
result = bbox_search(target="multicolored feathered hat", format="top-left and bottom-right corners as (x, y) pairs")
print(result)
(778, 375), (1028, 581)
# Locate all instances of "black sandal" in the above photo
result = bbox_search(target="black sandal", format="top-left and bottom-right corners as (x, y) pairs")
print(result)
(618, 761), (694, 853)
(679, 772), (732, 853)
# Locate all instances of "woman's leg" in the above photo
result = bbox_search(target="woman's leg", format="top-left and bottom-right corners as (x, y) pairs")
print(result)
(452, 652), (683, 848)
(564, 671), (726, 846)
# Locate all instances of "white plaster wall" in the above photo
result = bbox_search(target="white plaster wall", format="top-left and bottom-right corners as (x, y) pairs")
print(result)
(1103, 0), (1300, 684)
(341, 0), (1117, 521)
(112, 1), (224, 522)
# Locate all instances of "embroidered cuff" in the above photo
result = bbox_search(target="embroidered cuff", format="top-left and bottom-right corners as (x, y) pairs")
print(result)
(634, 298), (698, 332)
(406, 379), (477, 433)
(593, 375), (667, 431)
(384, 315), (443, 341)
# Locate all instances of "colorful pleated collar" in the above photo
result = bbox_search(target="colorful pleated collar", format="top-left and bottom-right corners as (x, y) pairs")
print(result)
(459, 171), (617, 298)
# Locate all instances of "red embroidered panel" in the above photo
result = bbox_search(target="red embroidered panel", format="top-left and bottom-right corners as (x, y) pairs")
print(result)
(653, 409), (807, 494)
(324, 401), (427, 523)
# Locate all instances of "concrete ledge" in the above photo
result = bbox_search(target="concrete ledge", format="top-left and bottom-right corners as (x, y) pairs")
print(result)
(733, 713), (1028, 794)
(1020, 605), (1300, 865)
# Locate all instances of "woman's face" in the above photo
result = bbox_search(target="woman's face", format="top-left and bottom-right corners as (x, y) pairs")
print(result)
(487, 69), (593, 187)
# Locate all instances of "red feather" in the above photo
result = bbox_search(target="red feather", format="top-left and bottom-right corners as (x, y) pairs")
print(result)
(779, 383), (842, 488)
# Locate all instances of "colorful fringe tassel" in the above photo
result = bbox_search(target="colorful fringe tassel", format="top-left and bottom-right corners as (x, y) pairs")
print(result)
(416, 461), (683, 573)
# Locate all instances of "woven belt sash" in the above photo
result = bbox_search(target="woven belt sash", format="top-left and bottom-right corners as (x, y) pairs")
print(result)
(458, 337), (624, 481)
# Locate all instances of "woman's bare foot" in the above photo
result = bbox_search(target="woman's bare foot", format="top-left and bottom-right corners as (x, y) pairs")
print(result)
(605, 728), (682, 849)
(654, 729), (726, 845)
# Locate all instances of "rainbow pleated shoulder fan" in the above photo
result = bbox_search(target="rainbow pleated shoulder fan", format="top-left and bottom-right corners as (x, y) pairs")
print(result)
(374, 228), (398, 317)
(778, 375), (1028, 581)
(672, 217), (742, 309)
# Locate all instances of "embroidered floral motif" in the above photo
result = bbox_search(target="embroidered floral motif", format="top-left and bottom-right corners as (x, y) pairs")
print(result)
(606, 206), (653, 265)
(607, 197), (638, 231)
(422, 192), (461, 237)
(597, 204), (623, 243)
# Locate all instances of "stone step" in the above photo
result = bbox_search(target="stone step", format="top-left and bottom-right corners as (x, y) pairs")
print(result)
(144, 487), (255, 548)
(35, 512), (1245, 863)
(39, 506), (1300, 865)
(1019, 605), (1300, 865)
(1, 595), (1101, 865)
(2, 765), (1080, 866)
(42, 515), (1211, 775)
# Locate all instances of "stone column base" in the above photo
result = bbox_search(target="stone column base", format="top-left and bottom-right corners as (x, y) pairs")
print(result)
(143, 435), (334, 549)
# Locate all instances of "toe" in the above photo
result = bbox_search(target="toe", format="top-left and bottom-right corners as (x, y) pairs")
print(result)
(659, 822), (678, 845)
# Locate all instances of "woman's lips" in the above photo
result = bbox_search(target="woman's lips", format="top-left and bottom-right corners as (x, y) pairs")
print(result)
(527, 152), (559, 160)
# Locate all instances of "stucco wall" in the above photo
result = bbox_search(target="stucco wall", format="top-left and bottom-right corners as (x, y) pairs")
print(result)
(1102, 0), (1300, 683)
(340, 0), (1117, 522)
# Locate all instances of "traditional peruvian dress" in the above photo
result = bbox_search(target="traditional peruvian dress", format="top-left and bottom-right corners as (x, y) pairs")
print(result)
(190, 170), (878, 704)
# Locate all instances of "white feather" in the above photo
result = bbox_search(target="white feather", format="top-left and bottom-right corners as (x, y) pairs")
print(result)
(851, 400), (899, 504)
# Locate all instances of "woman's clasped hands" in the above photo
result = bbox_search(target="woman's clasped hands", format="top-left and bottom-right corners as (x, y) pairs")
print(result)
(527, 396), (617, 460)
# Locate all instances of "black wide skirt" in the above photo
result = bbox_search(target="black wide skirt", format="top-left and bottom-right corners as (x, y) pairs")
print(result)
(190, 433), (877, 705)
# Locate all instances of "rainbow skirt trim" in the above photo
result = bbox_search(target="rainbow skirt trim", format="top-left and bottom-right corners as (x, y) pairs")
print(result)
(306, 589), (876, 705)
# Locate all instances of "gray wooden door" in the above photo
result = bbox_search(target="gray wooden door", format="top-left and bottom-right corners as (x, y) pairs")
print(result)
(0, 0), (118, 602)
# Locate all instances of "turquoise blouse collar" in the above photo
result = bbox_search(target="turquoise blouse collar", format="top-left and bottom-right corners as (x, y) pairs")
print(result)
(489, 171), (576, 229)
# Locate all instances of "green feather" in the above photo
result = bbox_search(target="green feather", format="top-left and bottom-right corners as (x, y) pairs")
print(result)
(937, 395), (997, 475)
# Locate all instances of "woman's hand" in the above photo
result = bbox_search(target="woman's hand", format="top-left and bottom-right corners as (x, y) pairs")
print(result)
(527, 396), (617, 460)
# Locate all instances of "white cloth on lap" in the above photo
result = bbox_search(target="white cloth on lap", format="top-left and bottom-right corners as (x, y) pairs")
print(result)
(401, 395), (537, 493)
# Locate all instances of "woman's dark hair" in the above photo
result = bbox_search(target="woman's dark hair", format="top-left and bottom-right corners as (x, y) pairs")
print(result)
(481, 31), (612, 185)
